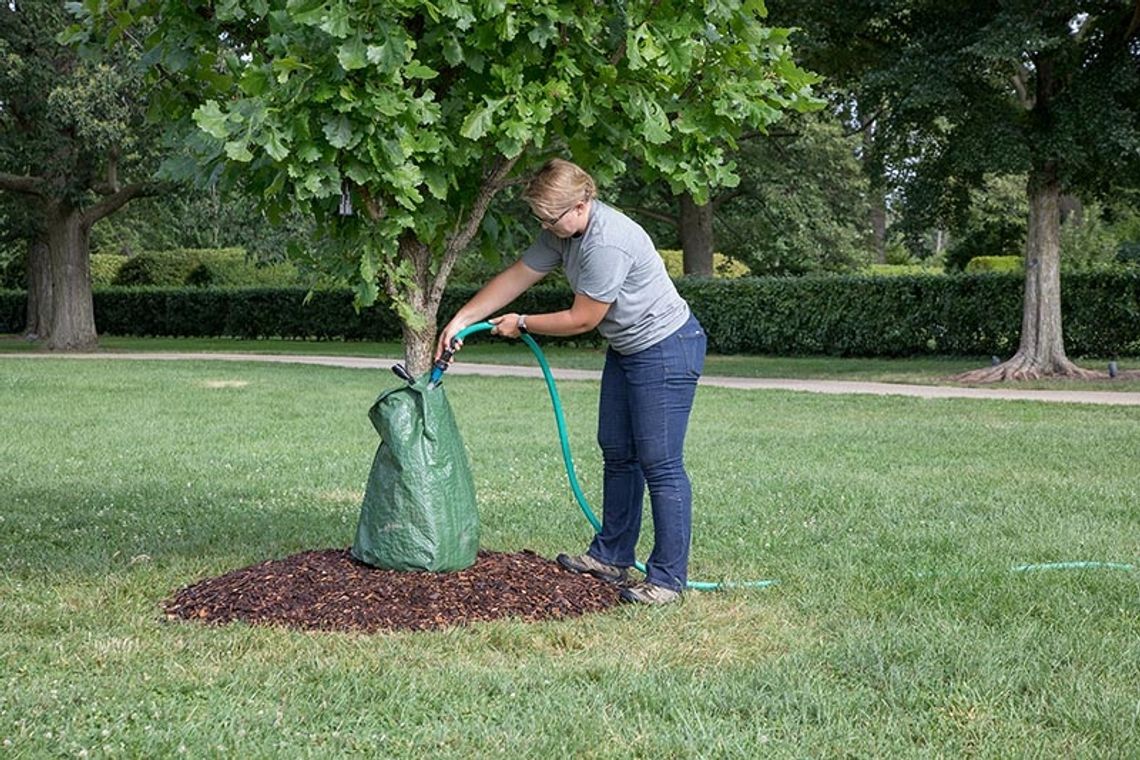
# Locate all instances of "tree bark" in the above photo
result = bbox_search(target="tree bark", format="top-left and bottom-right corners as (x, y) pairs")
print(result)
(397, 234), (439, 375)
(44, 201), (98, 352)
(869, 200), (887, 263)
(863, 122), (888, 264)
(679, 192), (714, 276)
(954, 166), (1097, 382)
(25, 236), (52, 341)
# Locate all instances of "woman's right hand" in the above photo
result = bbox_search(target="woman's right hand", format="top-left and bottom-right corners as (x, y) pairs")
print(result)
(435, 317), (466, 361)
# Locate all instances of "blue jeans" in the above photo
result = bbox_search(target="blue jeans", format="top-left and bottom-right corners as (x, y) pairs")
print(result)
(588, 313), (706, 591)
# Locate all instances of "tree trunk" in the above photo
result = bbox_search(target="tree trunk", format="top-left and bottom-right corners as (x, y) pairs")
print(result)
(679, 192), (714, 276)
(862, 113), (888, 263)
(954, 166), (1097, 382)
(396, 235), (440, 376)
(44, 202), (98, 352)
(25, 236), (52, 341)
(869, 200), (887, 263)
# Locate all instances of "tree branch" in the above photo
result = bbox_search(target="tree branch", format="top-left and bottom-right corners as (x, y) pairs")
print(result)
(711, 188), (744, 212)
(739, 127), (797, 143)
(431, 155), (521, 303)
(92, 148), (122, 196)
(841, 105), (887, 139)
(626, 206), (678, 227)
(0, 172), (47, 196)
(82, 182), (164, 226)
(1012, 60), (1035, 110)
(1122, 0), (1140, 40)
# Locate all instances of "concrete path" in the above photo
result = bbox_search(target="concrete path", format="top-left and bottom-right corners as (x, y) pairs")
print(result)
(7, 350), (1140, 406)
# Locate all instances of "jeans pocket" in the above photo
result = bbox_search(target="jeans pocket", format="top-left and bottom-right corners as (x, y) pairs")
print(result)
(674, 329), (706, 380)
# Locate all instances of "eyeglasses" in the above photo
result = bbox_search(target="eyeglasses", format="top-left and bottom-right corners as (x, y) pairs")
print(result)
(533, 204), (576, 226)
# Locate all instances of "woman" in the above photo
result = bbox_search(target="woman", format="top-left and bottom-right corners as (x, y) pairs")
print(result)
(437, 158), (706, 604)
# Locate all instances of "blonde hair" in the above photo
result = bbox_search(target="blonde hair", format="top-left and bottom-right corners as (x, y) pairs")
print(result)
(522, 159), (597, 219)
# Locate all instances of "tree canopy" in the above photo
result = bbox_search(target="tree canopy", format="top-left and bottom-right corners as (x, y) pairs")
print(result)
(75, 0), (820, 370)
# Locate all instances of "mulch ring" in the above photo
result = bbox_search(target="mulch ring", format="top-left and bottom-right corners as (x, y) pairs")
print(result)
(163, 549), (621, 633)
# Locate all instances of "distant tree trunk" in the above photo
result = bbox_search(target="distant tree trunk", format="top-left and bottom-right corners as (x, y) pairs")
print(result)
(679, 192), (713, 276)
(932, 228), (948, 257)
(955, 165), (1097, 382)
(862, 112), (887, 263)
(25, 236), (52, 341)
(44, 201), (98, 352)
(869, 200), (887, 263)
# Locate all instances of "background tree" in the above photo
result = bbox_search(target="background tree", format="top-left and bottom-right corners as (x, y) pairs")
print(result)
(89, 188), (314, 262)
(0, 0), (164, 350)
(617, 112), (870, 276)
(712, 114), (870, 275)
(768, 1), (899, 264)
(785, 0), (1140, 380)
(79, 0), (819, 373)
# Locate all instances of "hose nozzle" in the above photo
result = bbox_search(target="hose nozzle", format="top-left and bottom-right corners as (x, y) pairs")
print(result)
(427, 347), (454, 388)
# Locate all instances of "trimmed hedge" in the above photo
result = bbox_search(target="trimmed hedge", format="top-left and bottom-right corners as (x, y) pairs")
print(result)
(2, 270), (1137, 356)
(112, 248), (247, 286)
(90, 254), (129, 285)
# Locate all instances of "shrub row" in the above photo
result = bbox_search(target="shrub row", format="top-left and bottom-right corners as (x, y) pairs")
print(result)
(2, 270), (1137, 356)
(681, 272), (1139, 356)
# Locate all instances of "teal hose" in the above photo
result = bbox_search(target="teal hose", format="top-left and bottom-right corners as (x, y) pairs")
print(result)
(449, 323), (1137, 590)
(454, 322), (776, 591)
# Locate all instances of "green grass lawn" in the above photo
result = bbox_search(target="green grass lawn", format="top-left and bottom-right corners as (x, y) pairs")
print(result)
(4, 333), (1139, 390)
(2, 358), (1138, 757)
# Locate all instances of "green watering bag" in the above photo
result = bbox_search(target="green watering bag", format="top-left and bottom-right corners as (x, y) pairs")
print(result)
(351, 375), (479, 572)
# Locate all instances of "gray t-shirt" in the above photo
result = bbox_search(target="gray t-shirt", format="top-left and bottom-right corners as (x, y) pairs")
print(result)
(521, 200), (690, 355)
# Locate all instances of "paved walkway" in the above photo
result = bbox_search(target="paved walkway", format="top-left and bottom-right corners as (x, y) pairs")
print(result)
(7, 350), (1140, 406)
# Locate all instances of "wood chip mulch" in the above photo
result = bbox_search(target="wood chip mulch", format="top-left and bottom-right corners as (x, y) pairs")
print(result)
(163, 549), (621, 633)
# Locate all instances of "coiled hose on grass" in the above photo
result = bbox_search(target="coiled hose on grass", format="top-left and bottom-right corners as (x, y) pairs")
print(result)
(450, 322), (1136, 589)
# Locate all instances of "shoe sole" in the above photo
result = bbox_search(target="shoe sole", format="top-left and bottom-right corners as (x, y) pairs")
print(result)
(556, 554), (628, 585)
(619, 587), (681, 605)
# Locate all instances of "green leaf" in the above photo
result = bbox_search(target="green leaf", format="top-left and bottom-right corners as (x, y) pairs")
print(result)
(460, 99), (503, 141)
(224, 141), (254, 162)
(239, 68), (271, 97)
(297, 143), (323, 162)
(264, 130), (290, 162)
(442, 36), (464, 67)
(404, 61), (439, 80)
(344, 160), (373, 185)
(636, 95), (671, 145)
(527, 19), (557, 48)
(423, 167), (449, 200)
(287, 0), (326, 26)
(272, 57), (311, 84)
(367, 37), (406, 74)
(337, 36), (368, 71)
(322, 115), (355, 148)
(319, 2), (352, 38)
(193, 101), (231, 140)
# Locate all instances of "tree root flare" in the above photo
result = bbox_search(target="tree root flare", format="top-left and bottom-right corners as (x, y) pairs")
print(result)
(951, 353), (1105, 383)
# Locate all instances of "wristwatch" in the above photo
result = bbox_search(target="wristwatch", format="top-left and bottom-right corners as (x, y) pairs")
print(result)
(517, 314), (529, 334)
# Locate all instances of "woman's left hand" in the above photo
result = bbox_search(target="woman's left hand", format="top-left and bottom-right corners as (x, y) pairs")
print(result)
(489, 313), (524, 339)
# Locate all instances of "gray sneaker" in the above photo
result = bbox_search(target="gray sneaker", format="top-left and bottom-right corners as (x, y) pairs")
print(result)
(556, 552), (630, 585)
(619, 582), (681, 605)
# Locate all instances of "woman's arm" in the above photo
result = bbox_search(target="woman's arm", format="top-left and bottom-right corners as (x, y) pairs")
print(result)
(490, 293), (610, 339)
(436, 259), (547, 357)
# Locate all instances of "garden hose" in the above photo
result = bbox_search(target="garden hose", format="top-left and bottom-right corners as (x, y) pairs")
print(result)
(444, 322), (1137, 589)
